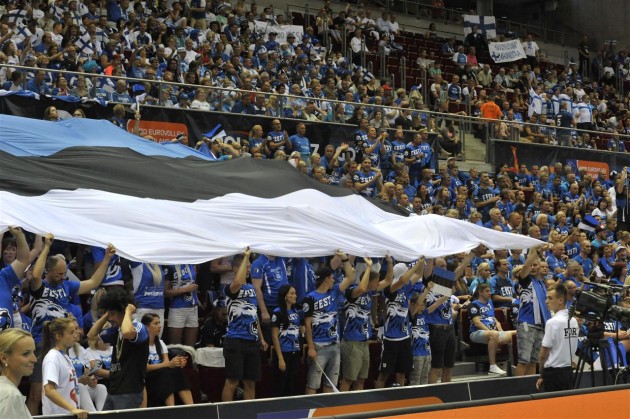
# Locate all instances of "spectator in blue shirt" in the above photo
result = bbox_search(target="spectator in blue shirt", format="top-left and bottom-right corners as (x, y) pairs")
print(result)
(25, 70), (51, 96)
(288, 123), (312, 162)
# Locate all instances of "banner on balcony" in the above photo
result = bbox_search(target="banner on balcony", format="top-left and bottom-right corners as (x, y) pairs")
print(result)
(488, 40), (527, 63)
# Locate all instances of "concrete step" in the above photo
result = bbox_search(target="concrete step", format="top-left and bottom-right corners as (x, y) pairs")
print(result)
(451, 361), (477, 377)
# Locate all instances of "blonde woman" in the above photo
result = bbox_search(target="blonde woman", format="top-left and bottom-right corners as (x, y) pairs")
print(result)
(131, 262), (166, 338)
(0, 329), (36, 419)
(248, 125), (266, 155)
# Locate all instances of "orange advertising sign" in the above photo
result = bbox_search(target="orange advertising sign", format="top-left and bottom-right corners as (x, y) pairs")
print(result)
(126, 120), (189, 143)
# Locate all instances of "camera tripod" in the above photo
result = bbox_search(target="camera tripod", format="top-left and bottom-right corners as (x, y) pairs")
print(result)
(573, 323), (617, 389)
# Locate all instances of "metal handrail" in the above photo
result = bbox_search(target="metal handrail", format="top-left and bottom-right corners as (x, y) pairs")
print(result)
(5, 64), (630, 163)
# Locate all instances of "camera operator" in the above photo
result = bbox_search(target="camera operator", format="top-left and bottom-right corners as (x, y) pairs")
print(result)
(536, 283), (579, 392)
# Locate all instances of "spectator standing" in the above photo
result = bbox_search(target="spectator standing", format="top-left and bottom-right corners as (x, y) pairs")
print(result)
(222, 250), (268, 401)
(409, 284), (433, 386)
(522, 35), (540, 67)
(250, 253), (288, 337)
(28, 237), (114, 415)
(288, 123), (312, 162)
(89, 288), (149, 410)
(536, 283), (578, 392)
(339, 257), (392, 391)
(515, 246), (551, 377)
(164, 264), (199, 347)
(577, 36), (590, 78)
(131, 262), (166, 338)
(556, 103), (575, 147)
(353, 157), (383, 198)
(375, 261), (426, 388)
(41, 318), (87, 419)
(304, 253), (354, 394)
(0, 227), (30, 331)
(270, 285), (301, 397)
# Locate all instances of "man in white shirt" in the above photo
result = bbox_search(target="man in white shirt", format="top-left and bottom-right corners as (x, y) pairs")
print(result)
(350, 29), (369, 65)
(574, 95), (593, 131)
(536, 283), (578, 392)
(522, 34), (539, 67)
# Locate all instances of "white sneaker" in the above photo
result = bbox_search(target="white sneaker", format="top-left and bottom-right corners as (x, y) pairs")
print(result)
(488, 364), (507, 375)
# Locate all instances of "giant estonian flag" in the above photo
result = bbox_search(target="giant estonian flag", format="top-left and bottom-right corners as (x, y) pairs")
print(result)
(0, 115), (543, 263)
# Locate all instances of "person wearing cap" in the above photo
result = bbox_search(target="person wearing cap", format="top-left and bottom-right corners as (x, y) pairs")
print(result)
(339, 256), (393, 392)
(265, 31), (279, 52)
(374, 260), (427, 388)
(303, 251), (355, 394)
(174, 93), (190, 109)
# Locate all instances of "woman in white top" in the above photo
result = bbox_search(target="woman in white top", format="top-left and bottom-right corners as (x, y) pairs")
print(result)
(41, 317), (88, 419)
(0, 328), (36, 419)
(190, 89), (211, 110)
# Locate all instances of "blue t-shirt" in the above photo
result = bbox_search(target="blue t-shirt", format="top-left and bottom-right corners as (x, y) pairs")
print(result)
(68, 347), (87, 377)
(403, 142), (423, 170)
(31, 279), (81, 343)
(250, 255), (288, 309)
(271, 307), (301, 352)
(425, 291), (452, 325)
(266, 130), (287, 157)
(391, 140), (406, 163)
(92, 246), (123, 286)
(168, 264), (198, 308)
(342, 287), (374, 342)
(224, 283), (260, 341)
(490, 274), (515, 308)
(517, 275), (547, 326)
(382, 283), (413, 340)
(100, 320), (149, 346)
(291, 258), (315, 304)
(411, 309), (431, 357)
(289, 134), (311, 157)
(359, 138), (382, 168)
(303, 284), (343, 344)
(131, 262), (165, 310)
(0, 265), (20, 330)
(573, 254), (593, 277)
(565, 242), (581, 259)
(469, 299), (496, 333)
(353, 170), (379, 198)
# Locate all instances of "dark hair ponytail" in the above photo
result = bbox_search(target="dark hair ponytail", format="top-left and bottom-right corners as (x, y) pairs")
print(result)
(275, 285), (295, 330)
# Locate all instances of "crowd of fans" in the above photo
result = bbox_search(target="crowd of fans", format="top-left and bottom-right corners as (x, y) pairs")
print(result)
(2, 151), (630, 416)
(3, 0), (630, 418)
